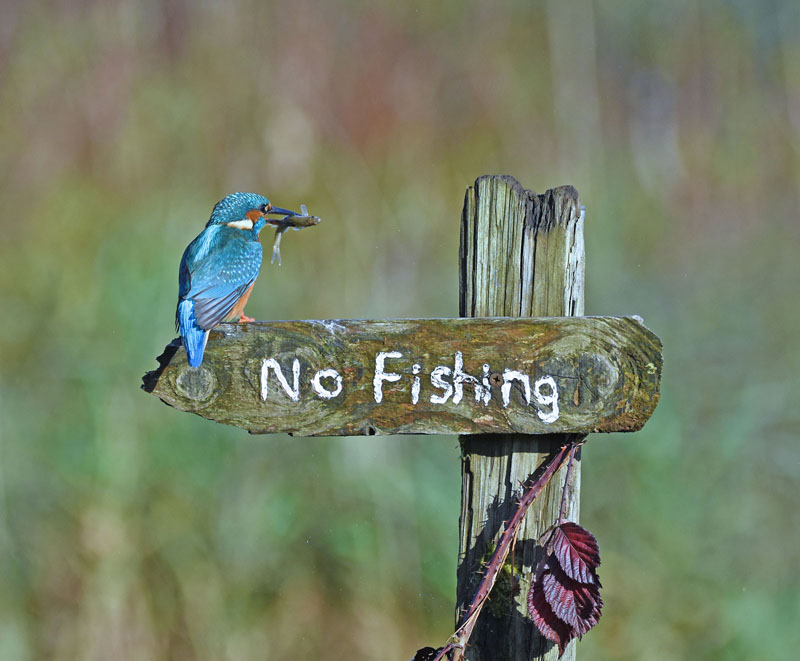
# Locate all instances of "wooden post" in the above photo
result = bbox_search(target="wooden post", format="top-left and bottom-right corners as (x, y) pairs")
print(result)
(457, 175), (585, 660)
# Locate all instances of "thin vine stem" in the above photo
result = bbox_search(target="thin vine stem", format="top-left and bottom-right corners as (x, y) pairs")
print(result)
(557, 443), (578, 524)
(447, 439), (579, 661)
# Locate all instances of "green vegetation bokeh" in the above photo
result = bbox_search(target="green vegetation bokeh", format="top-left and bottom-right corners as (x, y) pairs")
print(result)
(1, 1), (799, 659)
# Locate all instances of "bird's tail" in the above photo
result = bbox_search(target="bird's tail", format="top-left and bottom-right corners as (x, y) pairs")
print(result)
(177, 299), (209, 368)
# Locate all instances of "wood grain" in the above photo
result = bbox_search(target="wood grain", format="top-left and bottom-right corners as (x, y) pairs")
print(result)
(142, 316), (661, 437)
(457, 176), (587, 660)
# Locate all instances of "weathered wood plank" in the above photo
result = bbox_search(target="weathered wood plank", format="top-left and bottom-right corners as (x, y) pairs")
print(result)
(457, 176), (586, 661)
(142, 316), (661, 437)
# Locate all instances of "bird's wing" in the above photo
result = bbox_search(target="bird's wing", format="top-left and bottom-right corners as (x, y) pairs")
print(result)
(192, 283), (254, 329)
(178, 227), (263, 331)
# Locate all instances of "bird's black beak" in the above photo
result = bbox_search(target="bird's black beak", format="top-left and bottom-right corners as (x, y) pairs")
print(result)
(265, 205), (297, 217)
(264, 205), (298, 226)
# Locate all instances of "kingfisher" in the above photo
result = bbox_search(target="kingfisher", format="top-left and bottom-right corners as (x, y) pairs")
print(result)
(176, 192), (317, 368)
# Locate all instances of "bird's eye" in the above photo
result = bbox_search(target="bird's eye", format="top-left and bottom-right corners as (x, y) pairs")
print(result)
(260, 203), (269, 212)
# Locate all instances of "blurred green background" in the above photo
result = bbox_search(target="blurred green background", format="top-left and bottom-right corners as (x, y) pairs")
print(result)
(1, 1), (799, 659)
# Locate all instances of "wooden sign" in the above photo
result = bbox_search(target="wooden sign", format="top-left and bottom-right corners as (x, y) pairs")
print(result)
(142, 315), (661, 437)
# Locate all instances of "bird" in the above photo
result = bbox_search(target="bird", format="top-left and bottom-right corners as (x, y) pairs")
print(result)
(176, 192), (302, 368)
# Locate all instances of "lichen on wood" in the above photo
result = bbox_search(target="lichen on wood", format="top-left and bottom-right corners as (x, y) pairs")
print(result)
(142, 315), (660, 437)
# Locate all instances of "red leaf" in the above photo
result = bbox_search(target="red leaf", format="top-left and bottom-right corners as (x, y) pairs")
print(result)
(551, 522), (601, 584)
(541, 561), (603, 636)
(528, 573), (574, 657)
(528, 523), (604, 656)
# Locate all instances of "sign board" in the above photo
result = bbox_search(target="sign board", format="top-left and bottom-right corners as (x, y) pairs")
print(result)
(143, 316), (662, 436)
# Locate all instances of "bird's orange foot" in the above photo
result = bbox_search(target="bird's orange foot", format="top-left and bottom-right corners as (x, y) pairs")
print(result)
(238, 314), (255, 323)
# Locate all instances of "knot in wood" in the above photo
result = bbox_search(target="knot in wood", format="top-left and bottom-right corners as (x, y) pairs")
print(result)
(176, 366), (216, 401)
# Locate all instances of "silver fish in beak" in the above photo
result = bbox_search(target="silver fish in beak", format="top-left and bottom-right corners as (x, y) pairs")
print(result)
(267, 204), (321, 265)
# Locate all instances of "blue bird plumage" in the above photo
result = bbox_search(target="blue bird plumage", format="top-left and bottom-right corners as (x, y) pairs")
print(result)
(176, 192), (300, 367)
(177, 299), (207, 367)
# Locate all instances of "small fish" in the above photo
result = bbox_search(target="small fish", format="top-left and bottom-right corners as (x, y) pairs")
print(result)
(271, 204), (321, 265)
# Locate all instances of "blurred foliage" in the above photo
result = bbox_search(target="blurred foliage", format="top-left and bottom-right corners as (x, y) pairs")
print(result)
(1, 0), (799, 659)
